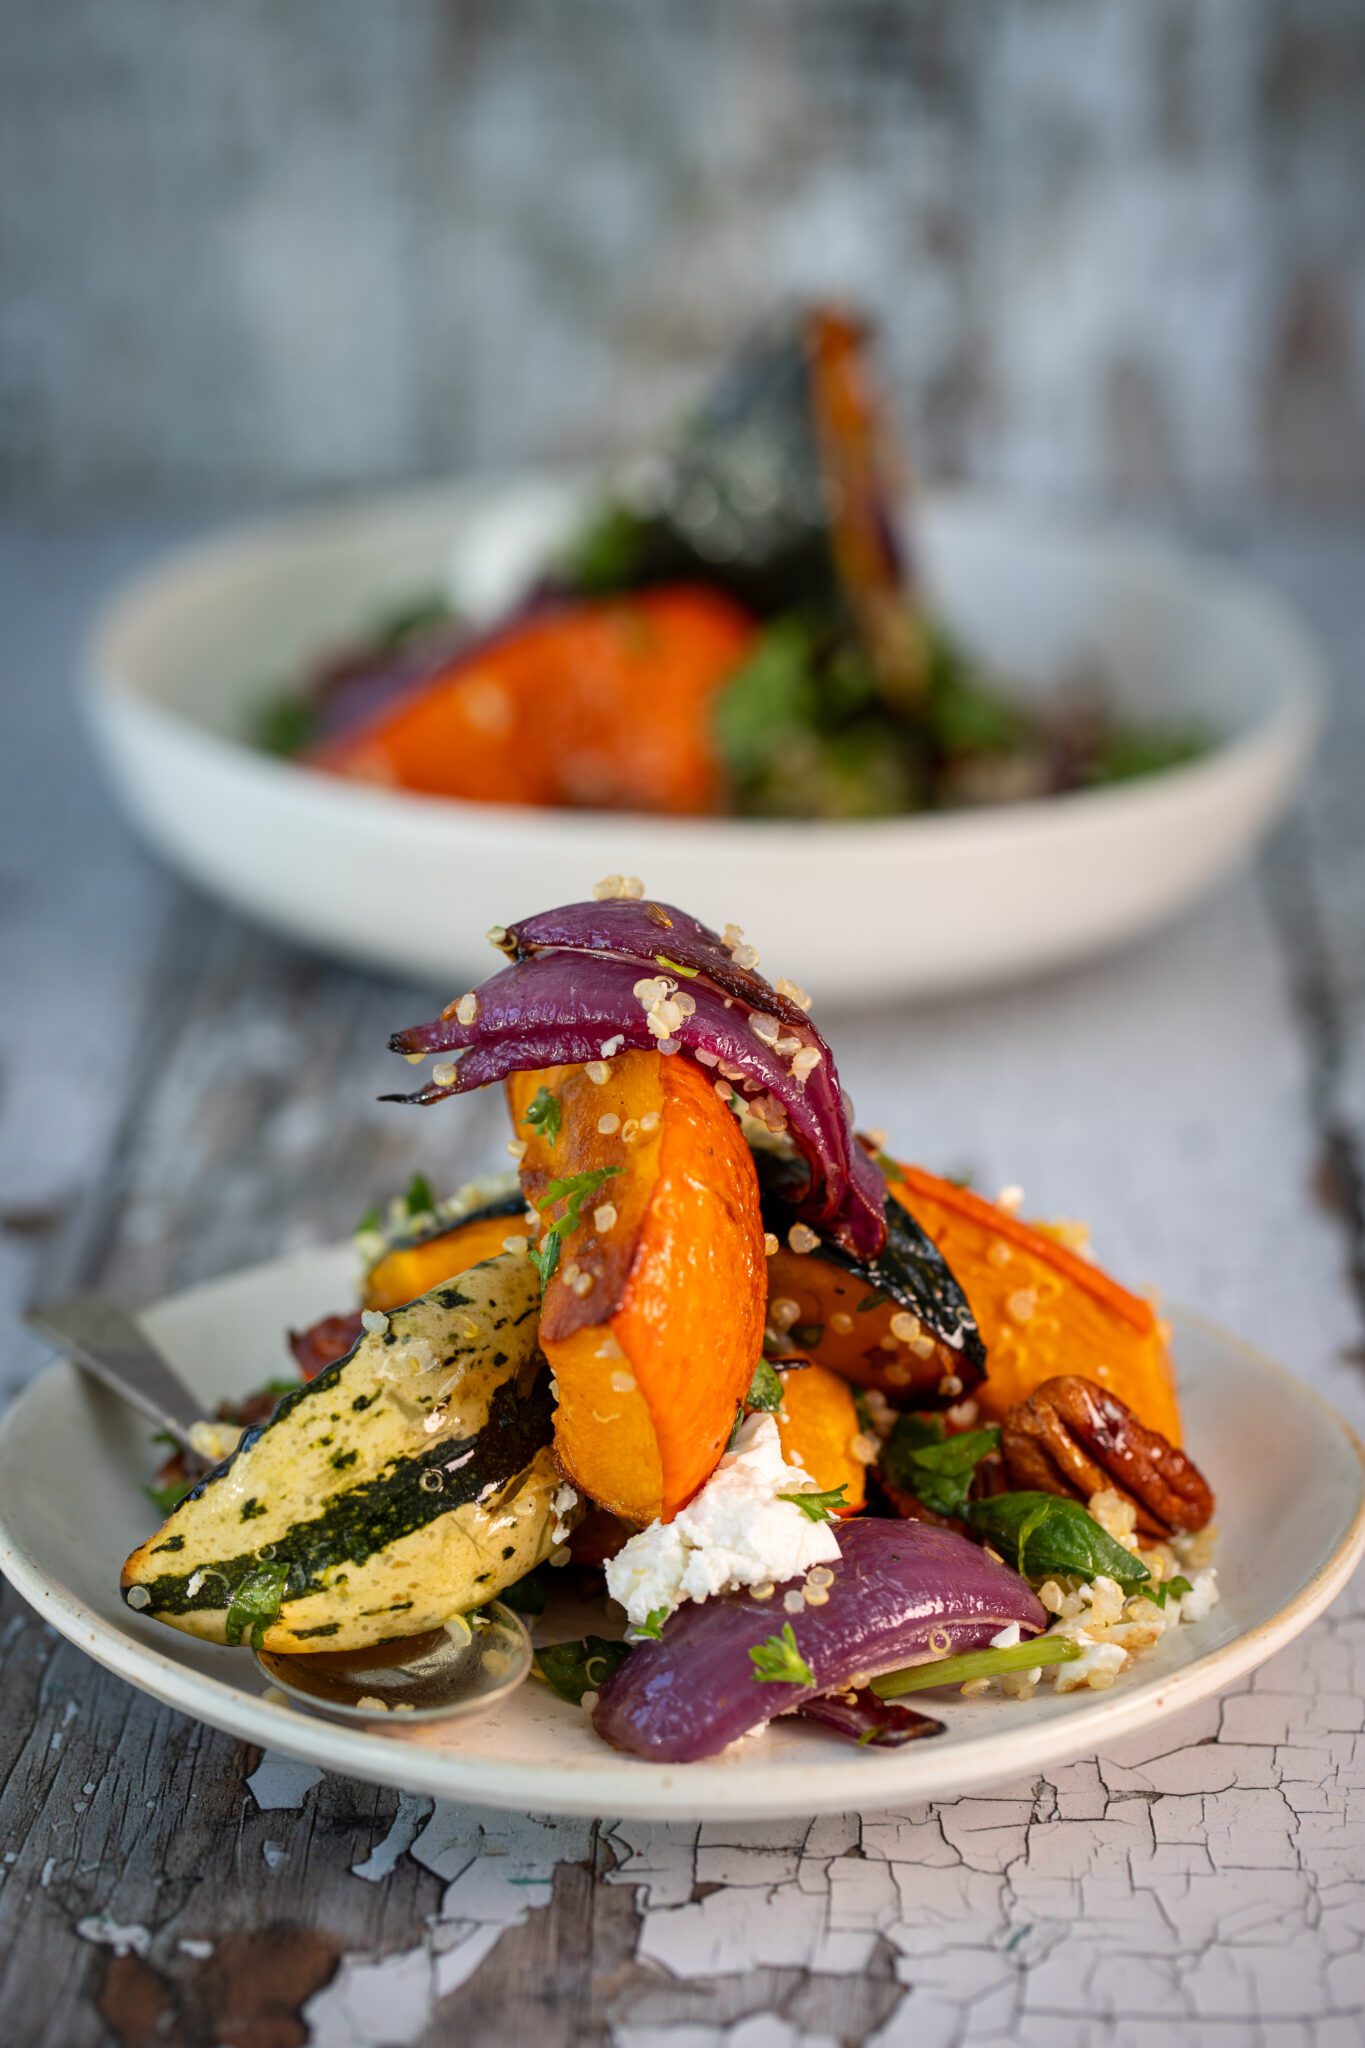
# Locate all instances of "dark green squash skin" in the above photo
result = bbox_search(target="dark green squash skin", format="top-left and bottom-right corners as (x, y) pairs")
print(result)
(132, 1371), (554, 1619)
(754, 1147), (985, 1379)
(124, 1257), (556, 1645)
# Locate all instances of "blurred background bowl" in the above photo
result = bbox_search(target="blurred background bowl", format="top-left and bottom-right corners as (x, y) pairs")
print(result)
(84, 472), (1323, 1002)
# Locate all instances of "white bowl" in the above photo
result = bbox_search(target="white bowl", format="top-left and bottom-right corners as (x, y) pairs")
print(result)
(85, 476), (1324, 1002)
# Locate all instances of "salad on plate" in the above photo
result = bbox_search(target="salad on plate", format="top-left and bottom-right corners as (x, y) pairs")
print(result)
(124, 881), (1217, 1761)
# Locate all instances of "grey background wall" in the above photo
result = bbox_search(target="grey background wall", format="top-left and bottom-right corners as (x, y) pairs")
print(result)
(3, 0), (1363, 509)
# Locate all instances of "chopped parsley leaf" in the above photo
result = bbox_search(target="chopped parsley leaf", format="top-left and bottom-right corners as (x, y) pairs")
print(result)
(777, 1484), (848, 1523)
(224, 1559), (290, 1650)
(521, 1086), (563, 1149)
(749, 1622), (815, 1687)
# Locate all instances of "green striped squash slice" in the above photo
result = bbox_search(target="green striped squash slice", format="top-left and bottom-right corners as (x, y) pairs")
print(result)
(121, 1252), (561, 1653)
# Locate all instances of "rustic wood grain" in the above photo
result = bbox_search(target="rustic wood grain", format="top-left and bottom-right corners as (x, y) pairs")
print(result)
(3, 3), (1365, 507)
(2, 516), (1363, 2047)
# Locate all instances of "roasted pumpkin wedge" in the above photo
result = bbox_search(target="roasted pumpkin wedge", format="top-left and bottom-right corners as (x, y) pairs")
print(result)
(889, 1164), (1182, 1444)
(507, 1050), (766, 1524)
(755, 1148), (985, 1406)
(363, 1190), (530, 1312)
(289, 1187), (532, 1378)
(772, 1363), (868, 1515)
(122, 1252), (561, 1652)
(307, 587), (756, 815)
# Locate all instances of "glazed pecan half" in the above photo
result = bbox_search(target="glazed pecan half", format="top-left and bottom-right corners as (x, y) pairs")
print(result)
(1001, 1375), (1213, 1537)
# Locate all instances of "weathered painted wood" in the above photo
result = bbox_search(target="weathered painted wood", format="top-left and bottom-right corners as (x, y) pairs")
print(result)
(1, 516), (1363, 2046)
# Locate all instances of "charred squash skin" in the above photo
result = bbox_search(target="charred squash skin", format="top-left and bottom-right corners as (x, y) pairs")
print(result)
(307, 587), (756, 816)
(765, 1245), (972, 1405)
(889, 1164), (1183, 1445)
(508, 1052), (766, 1524)
(755, 1148), (985, 1406)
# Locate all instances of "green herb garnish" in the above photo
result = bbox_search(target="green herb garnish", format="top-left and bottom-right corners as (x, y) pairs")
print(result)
(224, 1560), (290, 1650)
(653, 954), (700, 978)
(748, 1622), (815, 1687)
(405, 1171), (435, 1216)
(744, 1360), (785, 1414)
(526, 1164), (622, 1289)
(1145, 1575), (1193, 1610)
(521, 1086), (563, 1149)
(871, 1636), (1081, 1698)
(532, 1635), (632, 1706)
(355, 1205), (381, 1237)
(777, 1484), (848, 1524)
(967, 1492), (1150, 1592)
(254, 691), (317, 759)
(632, 1609), (669, 1641)
(880, 1422), (1000, 1519)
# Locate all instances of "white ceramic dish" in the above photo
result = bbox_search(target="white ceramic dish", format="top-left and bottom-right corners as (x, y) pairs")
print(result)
(85, 477), (1324, 1002)
(2, 1247), (1361, 1820)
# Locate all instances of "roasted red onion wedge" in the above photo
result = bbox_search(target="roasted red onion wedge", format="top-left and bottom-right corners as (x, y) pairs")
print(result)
(386, 898), (887, 1257)
(504, 898), (812, 1030)
(592, 1518), (1046, 1762)
(288, 1310), (363, 1381)
(797, 1689), (944, 1748)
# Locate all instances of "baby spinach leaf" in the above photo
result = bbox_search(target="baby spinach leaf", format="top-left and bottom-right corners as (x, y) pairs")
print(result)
(880, 1422), (999, 1518)
(533, 1635), (631, 1706)
(967, 1492), (1150, 1590)
(500, 1563), (552, 1617)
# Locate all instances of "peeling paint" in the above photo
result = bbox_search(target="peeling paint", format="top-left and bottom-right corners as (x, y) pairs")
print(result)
(75, 1915), (151, 1959)
(246, 1751), (324, 1812)
(351, 1792), (433, 1884)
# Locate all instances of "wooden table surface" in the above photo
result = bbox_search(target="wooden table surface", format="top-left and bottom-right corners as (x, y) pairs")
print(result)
(2, 510), (1363, 2048)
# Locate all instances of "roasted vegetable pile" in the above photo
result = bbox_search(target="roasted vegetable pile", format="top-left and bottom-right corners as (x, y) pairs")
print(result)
(125, 885), (1217, 1758)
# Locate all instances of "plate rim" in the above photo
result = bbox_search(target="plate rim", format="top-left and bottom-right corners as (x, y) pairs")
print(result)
(2, 1292), (1362, 1821)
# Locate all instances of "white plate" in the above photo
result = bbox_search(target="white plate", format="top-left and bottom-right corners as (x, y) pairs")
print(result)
(84, 477), (1324, 1002)
(2, 1246), (1361, 1820)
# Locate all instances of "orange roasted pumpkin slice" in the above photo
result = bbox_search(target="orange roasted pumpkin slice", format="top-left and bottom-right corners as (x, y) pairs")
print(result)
(306, 586), (757, 816)
(507, 1051), (766, 1523)
(364, 1202), (531, 1312)
(888, 1164), (1182, 1444)
(772, 1363), (868, 1515)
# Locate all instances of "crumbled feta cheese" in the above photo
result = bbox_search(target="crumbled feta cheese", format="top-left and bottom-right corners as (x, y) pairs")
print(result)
(989, 1622), (1022, 1649)
(1175, 1568), (1220, 1623)
(605, 1414), (840, 1627)
(1052, 1634), (1128, 1693)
